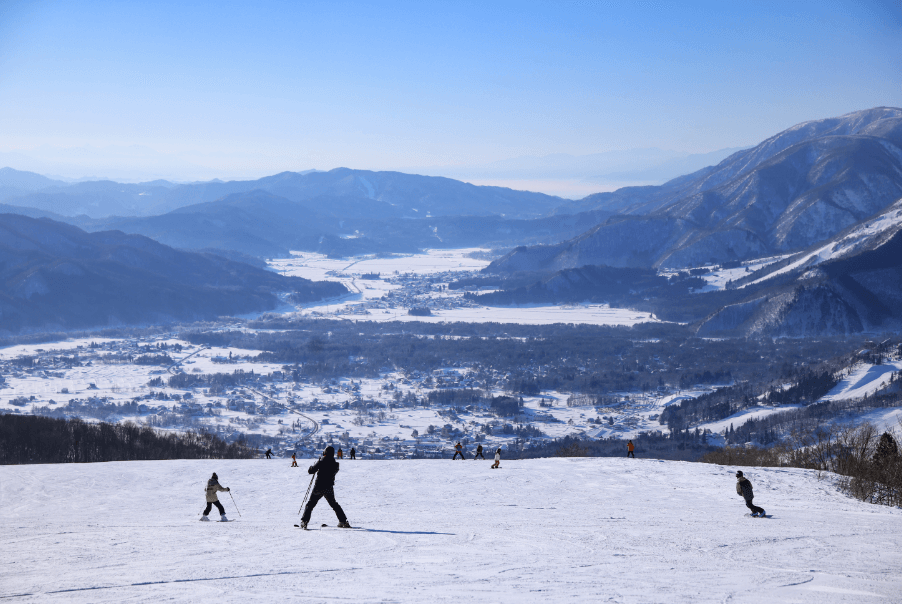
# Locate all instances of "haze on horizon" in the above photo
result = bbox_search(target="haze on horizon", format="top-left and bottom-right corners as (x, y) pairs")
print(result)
(0, 0), (899, 197)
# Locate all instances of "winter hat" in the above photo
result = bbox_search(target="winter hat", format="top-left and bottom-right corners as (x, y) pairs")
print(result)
(212, 472), (218, 479)
(735, 471), (743, 478)
(324, 445), (335, 457)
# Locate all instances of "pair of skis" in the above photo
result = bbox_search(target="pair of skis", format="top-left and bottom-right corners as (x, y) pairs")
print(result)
(294, 523), (358, 530)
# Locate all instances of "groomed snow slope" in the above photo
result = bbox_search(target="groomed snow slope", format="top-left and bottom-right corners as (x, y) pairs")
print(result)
(2, 459), (901, 603)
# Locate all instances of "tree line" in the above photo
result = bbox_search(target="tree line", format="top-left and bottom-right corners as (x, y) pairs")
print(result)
(0, 414), (255, 464)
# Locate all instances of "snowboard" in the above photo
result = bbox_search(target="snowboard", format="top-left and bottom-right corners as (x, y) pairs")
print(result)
(746, 513), (770, 518)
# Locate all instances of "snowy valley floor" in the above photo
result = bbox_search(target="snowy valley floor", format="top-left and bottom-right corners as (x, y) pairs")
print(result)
(2, 458), (901, 603)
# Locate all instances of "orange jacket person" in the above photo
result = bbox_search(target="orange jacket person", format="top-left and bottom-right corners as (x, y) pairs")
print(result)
(627, 440), (635, 458)
(291, 453), (298, 467)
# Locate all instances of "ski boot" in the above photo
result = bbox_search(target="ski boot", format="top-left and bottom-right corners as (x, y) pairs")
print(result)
(300, 521), (308, 530)
(337, 521), (352, 528)
(220, 514), (229, 522)
(200, 515), (210, 522)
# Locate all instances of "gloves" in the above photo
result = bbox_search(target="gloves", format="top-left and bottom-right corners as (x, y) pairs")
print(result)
(226, 487), (230, 491)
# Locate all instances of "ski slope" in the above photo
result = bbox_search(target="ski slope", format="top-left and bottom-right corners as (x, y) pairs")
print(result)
(3, 458), (901, 603)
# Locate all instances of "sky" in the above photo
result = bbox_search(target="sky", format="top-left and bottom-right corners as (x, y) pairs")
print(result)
(0, 0), (900, 193)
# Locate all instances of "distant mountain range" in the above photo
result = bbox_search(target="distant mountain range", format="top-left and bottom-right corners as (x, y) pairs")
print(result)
(0, 167), (566, 220)
(490, 107), (902, 271)
(4, 107), (902, 337)
(0, 215), (346, 334)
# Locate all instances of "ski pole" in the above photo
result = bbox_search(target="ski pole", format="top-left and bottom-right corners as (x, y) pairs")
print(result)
(229, 490), (242, 517)
(298, 455), (321, 515)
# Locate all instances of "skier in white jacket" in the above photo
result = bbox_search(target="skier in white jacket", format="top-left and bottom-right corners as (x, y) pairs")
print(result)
(201, 472), (230, 521)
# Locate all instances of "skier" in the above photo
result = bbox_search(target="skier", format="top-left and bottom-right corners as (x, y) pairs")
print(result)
(627, 440), (635, 458)
(735, 471), (766, 517)
(300, 446), (351, 529)
(337, 448), (344, 459)
(349, 447), (356, 460)
(265, 448), (273, 459)
(491, 447), (501, 469)
(474, 443), (485, 460)
(200, 472), (230, 521)
(291, 453), (298, 467)
(452, 442), (465, 460)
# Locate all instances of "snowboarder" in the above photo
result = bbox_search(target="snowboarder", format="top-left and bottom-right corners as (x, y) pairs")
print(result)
(491, 447), (501, 469)
(735, 471), (765, 517)
(291, 453), (298, 467)
(627, 440), (635, 458)
(349, 448), (356, 460)
(337, 448), (344, 459)
(452, 442), (465, 460)
(265, 448), (273, 459)
(200, 472), (230, 521)
(300, 446), (351, 529)
(474, 444), (485, 460)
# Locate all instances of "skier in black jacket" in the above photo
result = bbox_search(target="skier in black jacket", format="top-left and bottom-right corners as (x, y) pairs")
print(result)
(301, 446), (351, 529)
(736, 471), (765, 517)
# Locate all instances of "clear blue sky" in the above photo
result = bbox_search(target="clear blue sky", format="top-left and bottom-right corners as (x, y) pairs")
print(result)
(0, 0), (899, 180)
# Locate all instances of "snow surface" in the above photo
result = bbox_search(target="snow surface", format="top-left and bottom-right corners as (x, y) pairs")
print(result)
(269, 249), (659, 326)
(696, 405), (803, 435)
(821, 360), (902, 402)
(691, 256), (789, 293)
(3, 458), (901, 603)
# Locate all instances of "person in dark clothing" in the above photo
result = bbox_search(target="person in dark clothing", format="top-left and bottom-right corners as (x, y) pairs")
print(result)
(735, 471), (765, 517)
(349, 447), (356, 460)
(474, 444), (485, 460)
(301, 446), (351, 529)
(452, 442), (465, 460)
(265, 448), (273, 459)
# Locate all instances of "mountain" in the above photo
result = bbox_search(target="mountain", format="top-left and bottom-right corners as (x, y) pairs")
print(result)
(697, 203), (902, 337)
(0, 167), (68, 193)
(0, 167), (568, 220)
(491, 107), (902, 271)
(66, 190), (611, 259)
(0, 214), (347, 333)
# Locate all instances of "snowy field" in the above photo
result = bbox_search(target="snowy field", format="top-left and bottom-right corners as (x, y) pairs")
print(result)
(269, 249), (659, 326)
(3, 458), (901, 603)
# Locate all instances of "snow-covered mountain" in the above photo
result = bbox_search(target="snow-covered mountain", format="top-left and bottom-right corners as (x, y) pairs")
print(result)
(492, 107), (902, 271)
(697, 204), (902, 336)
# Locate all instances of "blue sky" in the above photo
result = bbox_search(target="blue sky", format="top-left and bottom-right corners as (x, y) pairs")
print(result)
(0, 0), (899, 186)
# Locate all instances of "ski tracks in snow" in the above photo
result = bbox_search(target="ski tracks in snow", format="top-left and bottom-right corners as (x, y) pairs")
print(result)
(2, 458), (902, 602)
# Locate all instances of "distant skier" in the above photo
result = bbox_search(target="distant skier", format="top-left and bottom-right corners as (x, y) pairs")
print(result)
(291, 453), (298, 467)
(627, 440), (635, 458)
(474, 444), (485, 460)
(735, 471), (766, 517)
(265, 448), (273, 459)
(491, 447), (501, 469)
(337, 448), (344, 459)
(349, 447), (356, 460)
(300, 446), (351, 529)
(200, 472), (230, 522)
(452, 442), (465, 460)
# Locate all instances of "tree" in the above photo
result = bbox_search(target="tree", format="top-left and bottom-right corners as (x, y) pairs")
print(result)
(873, 432), (899, 465)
